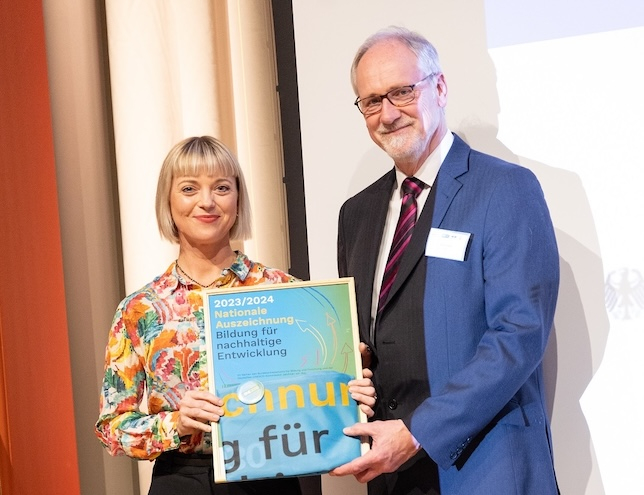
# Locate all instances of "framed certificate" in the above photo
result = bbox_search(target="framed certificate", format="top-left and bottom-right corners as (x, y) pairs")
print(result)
(203, 277), (369, 483)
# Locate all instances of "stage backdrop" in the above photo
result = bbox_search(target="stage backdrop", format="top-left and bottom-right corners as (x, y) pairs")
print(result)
(292, 1), (644, 494)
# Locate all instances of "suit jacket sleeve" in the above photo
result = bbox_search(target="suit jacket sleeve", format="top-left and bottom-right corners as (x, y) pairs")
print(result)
(409, 159), (559, 470)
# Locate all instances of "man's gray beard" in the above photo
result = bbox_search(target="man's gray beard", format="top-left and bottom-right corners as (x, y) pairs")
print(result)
(381, 132), (424, 164)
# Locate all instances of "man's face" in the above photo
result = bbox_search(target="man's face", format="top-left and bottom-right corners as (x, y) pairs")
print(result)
(354, 40), (447, 174)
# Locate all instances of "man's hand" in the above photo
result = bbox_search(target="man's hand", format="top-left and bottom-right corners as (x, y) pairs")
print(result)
(330, 419), (420, 483)
(359, 342), (373, 368)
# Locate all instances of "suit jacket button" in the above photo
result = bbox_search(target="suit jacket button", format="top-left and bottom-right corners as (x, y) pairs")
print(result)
(387, 399), (398, 410)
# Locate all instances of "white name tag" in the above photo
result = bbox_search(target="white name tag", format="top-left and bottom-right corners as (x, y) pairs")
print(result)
(426, 228), (471, 261)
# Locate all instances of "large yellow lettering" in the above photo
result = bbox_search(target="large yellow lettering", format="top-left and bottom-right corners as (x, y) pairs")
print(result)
(340, 383), (350, 406)
(222, 393), (243, 417)
(278, 384), (305, 409)
(249, 389), (275, 414)
(222, 380), (351, 418)
(309, 381), (336, 407)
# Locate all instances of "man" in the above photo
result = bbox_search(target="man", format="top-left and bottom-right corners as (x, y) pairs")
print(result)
(331, 26), (560, 494)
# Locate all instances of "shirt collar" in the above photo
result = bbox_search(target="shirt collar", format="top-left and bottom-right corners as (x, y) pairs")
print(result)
(225, 251), (251, 281)
(394, 130), (454, 190)
(156, 251), (251, 297)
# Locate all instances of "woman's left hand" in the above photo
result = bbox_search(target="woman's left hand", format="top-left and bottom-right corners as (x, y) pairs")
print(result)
(176, 390), (224, 437)
(348, 367), (376, 418)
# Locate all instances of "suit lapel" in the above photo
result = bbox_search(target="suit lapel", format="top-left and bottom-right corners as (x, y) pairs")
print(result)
(431, 134), (470, 226)
(353, 170), (396, 326)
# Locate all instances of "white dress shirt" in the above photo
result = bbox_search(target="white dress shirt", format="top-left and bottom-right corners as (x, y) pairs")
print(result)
(369, 131), (455, 336)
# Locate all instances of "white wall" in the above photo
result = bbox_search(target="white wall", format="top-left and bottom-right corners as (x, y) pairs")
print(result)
(292, 1), (644, 494)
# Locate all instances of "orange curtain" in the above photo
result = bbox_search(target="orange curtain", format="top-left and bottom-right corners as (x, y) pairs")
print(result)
(0, 1), (81, 494)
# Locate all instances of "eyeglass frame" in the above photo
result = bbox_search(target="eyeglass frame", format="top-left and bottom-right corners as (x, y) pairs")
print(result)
(353, 73), (436, 116)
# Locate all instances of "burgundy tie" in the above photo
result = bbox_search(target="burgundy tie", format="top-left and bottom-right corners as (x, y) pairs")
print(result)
(378, 177), (425, 313)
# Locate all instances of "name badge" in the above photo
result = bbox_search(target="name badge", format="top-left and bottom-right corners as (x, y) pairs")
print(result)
(426, 228), (471, 261)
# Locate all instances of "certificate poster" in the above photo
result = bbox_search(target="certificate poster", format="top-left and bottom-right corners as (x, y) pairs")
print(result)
(203, 278), (368, 483)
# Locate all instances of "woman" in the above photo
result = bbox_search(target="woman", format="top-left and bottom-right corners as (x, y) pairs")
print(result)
(95, 136), (375, 495)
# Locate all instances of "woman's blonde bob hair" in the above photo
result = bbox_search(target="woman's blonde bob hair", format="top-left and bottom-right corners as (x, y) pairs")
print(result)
(155, 136), (252, 243)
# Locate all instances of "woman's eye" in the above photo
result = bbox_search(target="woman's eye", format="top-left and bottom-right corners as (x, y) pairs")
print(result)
(181, 186), (196, 194)
(214, 184), (232, 194)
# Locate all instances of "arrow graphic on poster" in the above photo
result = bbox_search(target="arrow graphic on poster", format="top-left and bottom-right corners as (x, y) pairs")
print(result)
(340, 343), (354, 373)
(326, 313), (339, 364)
(295, 319), (328, 365)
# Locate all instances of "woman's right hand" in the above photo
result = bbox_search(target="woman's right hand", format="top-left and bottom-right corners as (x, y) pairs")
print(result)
(176, 390), (224, 437)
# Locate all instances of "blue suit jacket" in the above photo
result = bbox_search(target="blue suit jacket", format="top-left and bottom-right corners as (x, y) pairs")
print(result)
(338, 135), (559, 494)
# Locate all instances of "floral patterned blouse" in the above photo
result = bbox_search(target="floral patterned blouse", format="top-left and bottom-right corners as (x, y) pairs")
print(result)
(95, 251), (296, 459)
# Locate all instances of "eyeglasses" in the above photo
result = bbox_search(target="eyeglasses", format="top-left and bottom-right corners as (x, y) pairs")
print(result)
(354, 74), (435, 116)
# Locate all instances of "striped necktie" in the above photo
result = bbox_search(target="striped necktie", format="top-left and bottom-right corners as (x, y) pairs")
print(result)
(378, 176), (425, 313)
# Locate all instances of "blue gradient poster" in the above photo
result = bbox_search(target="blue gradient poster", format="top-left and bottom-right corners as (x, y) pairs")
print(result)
(203, 278), (368, 482)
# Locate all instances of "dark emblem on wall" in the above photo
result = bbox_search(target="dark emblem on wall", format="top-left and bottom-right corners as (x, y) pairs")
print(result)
(605, 268), (644, 320)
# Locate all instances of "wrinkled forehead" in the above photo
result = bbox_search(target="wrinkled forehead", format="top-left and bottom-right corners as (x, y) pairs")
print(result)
(355, 41), (422, 96)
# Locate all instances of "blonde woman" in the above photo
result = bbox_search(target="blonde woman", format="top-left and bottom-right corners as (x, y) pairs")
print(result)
(96, 136), (375, 495)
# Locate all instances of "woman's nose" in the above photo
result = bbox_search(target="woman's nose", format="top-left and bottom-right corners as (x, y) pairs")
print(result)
(199, 190), (215, 207)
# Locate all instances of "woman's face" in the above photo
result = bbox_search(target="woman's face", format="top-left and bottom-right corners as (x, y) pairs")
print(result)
(170, 172), (238, 251)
